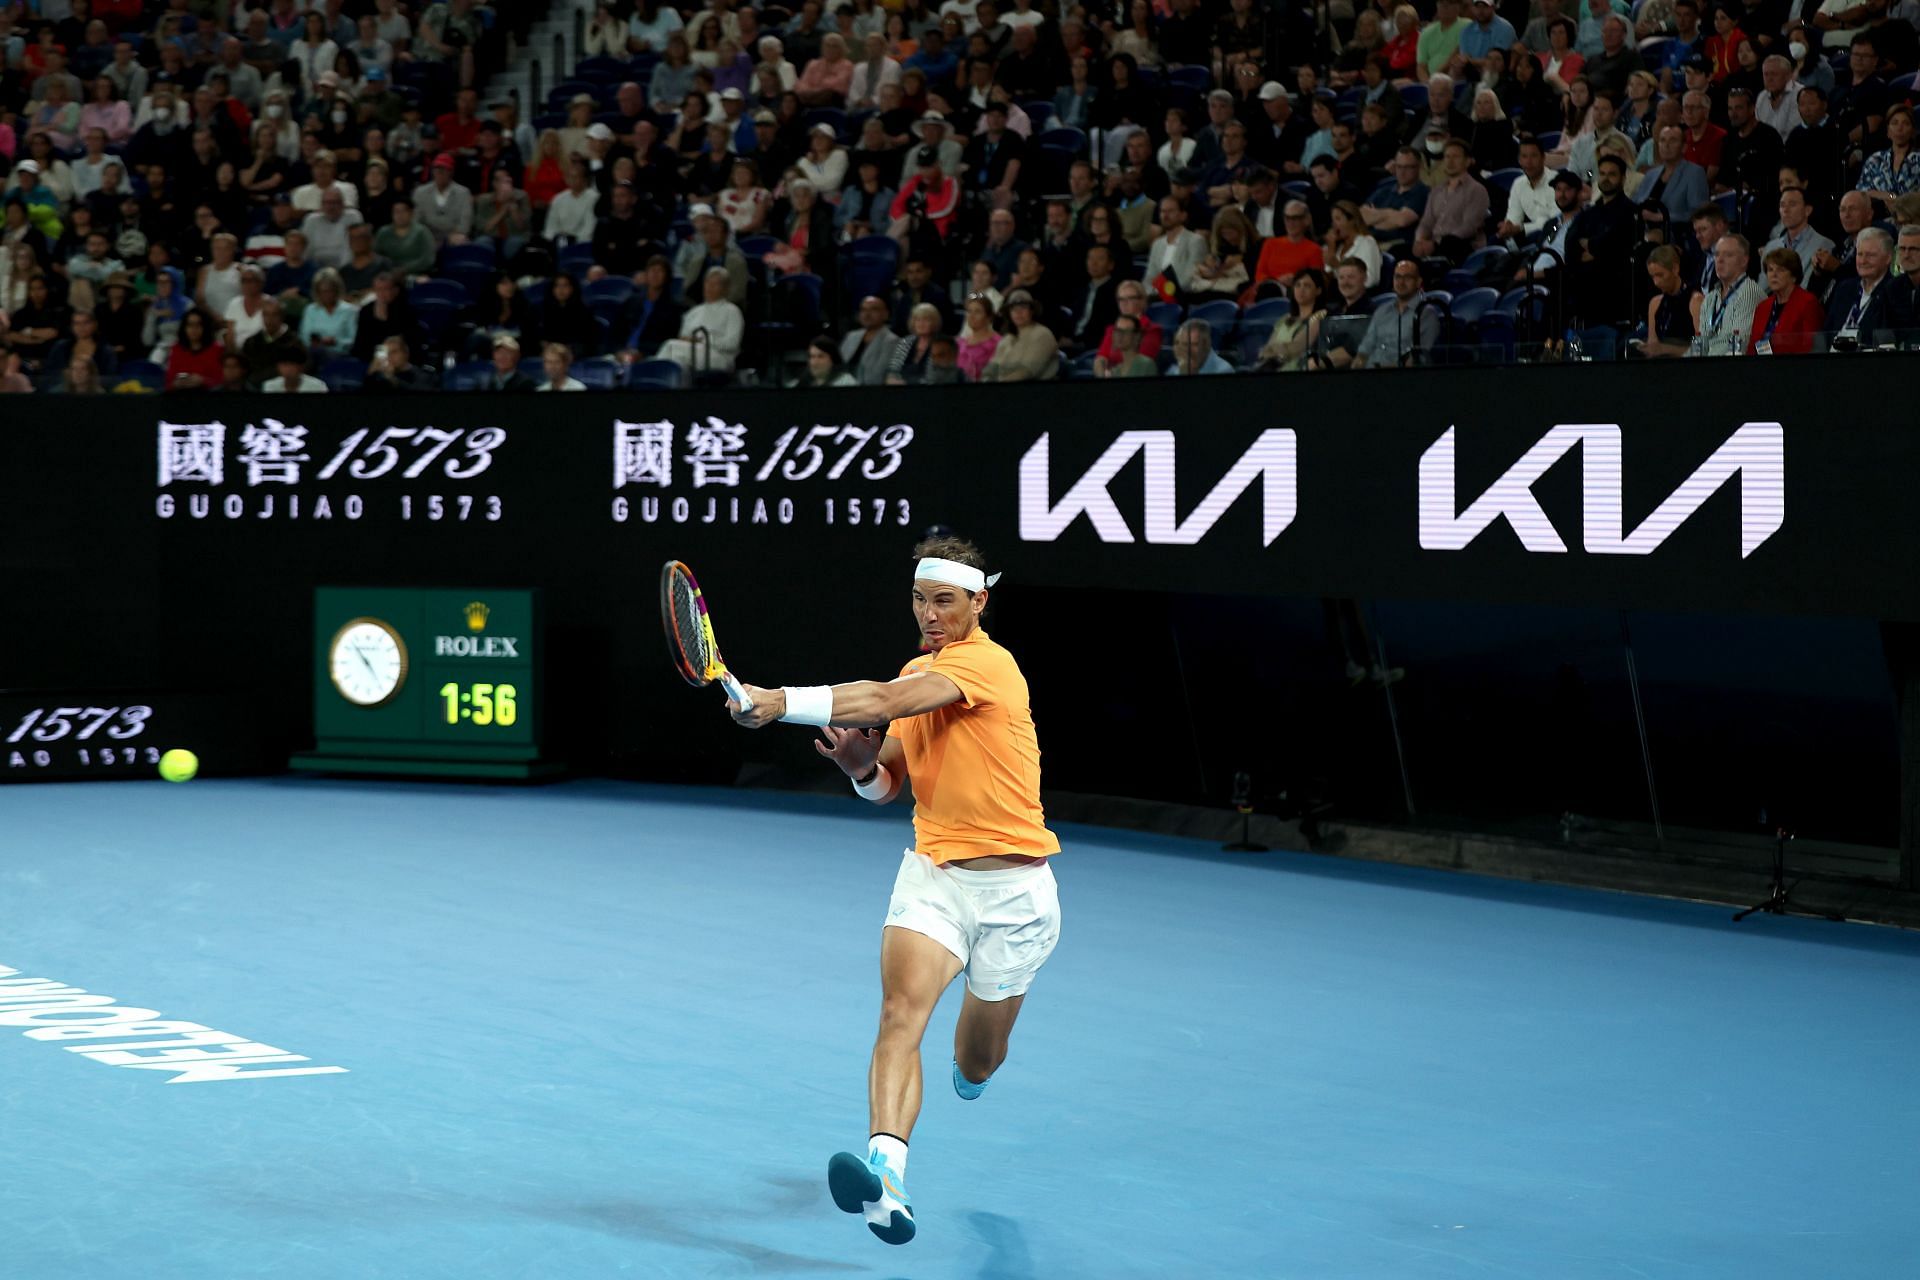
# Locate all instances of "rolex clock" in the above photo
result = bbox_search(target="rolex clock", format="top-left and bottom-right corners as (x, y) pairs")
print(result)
(292, 587), (559, 779)
(328, 618), (409, 707)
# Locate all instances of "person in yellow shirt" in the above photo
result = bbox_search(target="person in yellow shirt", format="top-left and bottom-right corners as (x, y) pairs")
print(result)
(729, 535), (1061, 1248)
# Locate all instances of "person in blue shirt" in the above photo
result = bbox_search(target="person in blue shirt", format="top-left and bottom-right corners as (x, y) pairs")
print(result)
(902, 29), (957, 91)
(1458, 0), (1518, 77)
(1165, 319), (1233, 374)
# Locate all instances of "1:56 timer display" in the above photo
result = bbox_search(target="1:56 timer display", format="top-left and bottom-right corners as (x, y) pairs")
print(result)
(438, 682), (519, 726)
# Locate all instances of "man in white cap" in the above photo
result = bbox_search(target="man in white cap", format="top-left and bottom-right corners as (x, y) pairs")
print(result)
(910, 111), (963, 175)
(1251, 81), (1311, 176)
(728, 533), (1063, 1252)
(484, 334), (536, 391)
(583, 121), (617, 186)
(718, 86), (755, 151)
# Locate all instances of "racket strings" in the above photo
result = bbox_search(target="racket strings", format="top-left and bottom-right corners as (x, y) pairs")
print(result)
(669, 576), (715, 678)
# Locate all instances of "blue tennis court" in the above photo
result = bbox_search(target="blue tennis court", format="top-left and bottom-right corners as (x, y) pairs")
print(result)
(3, 778), (1916, 1279)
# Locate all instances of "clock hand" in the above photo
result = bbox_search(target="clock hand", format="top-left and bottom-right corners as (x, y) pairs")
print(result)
(354, 645), (378, 679)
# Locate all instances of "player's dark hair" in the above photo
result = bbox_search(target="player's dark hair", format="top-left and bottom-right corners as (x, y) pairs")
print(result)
(912, 534), (989, 579)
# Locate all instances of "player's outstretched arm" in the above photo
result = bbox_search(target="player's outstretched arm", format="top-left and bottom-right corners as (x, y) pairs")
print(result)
(730, 672), (963, 729)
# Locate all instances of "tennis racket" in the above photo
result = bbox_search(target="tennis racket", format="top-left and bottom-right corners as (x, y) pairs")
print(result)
(660, 560), (753, 711)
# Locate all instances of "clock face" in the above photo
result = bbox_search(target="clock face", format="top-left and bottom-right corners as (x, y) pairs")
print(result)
(329, 618), (409, 707)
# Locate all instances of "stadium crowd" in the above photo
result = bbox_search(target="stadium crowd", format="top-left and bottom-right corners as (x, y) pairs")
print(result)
(3, 0), (1920, 393)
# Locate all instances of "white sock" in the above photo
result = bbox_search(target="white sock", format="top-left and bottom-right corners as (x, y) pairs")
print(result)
(868, 1133), (908, 1178)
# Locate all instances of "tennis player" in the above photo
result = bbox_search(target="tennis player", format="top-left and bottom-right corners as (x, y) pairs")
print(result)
(728, 535), (1061, 1247)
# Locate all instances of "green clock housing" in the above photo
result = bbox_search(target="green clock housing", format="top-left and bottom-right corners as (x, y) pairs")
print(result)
(291, 587), (560, 779)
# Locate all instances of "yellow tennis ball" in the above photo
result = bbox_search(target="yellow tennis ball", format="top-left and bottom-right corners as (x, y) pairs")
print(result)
(158, 749), (199, 783)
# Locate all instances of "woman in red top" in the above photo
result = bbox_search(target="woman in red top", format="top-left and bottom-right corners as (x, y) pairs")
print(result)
(1383, 4), (1420, 81)
(164, 308), (226, 391)
(1704, 7), (1748, 83)
(523, 130), (569, 210)
(1747, 247), (1823, 355)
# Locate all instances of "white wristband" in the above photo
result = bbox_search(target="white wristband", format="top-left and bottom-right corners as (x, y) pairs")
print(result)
(853, 764), (893, 802)
(780, 685), (834, 726)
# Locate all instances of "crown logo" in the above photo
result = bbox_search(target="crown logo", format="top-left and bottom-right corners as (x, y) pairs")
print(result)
(464, 601), (490, 632)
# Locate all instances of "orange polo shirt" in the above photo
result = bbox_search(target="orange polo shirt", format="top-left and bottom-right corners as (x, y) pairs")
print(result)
(1255, 235), (1325, 284)
(887, 629), (1060, 865)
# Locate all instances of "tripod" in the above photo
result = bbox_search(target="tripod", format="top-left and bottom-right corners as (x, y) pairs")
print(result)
(1222, 771), (1268, 853)
(1733, 826), (1846, 923)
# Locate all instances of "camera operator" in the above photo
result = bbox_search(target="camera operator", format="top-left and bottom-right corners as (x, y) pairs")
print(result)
(887, 145), (962, 260)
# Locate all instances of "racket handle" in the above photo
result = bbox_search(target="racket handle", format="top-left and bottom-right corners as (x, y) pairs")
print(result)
(720, 671), (752, 711)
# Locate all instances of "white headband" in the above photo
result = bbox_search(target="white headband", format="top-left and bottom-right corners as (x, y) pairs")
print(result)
(915, 557), (1001, 592)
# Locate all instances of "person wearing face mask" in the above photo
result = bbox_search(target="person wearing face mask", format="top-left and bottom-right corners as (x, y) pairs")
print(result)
(259, 92), (302, 161)
(127, 91), (190, 170)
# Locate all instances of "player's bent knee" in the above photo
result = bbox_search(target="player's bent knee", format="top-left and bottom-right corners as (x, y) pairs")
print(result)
(876, 993), (932, 1037)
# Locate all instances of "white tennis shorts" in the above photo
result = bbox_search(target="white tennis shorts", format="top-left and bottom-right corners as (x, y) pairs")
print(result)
(884, 849), (1062, 1001)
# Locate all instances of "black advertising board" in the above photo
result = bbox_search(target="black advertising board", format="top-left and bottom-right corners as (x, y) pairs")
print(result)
(1, 359), (1913, 787)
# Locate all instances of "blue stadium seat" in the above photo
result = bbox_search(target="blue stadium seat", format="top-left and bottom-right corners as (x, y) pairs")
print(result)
(584, 276), (636, 307)
(1494, 286), (1549, 327)
(736, 234), (777, 260)
(1638, 38), (1675, 71)
(411, 298), (463, 349)
(445, 265), (498, 305)
(1146, 300), (1183, 346)
(574, 358), (622, 390)
(1146, 300), (1183, 326)
(117, 359), (164, 391)
(1188, 299), (1239, 349)
(557, 243), (597, 276)
(1450, 286), (1501, 331)
(1188, 298), (1238, 327)
(1019, 99), (1055, 128)
(762, 273), (824, 351)
(1398, 83), (1428, 112)
(1476, 312), (1517, 360)
(1037, 126), (1088, 156)
(1460, 245), (1509, 276)
(410, 279), (471, 309)
(446, 360), (492, 391)
(588, 297), (628, 330)
(521, 279), (548, 308)
(1535, 131), (1561, 152)
(1237, 322), (1276, 366)
(321, 356), (364, 391)
(1069, 350), (1100, 379)
(627, 359), (688, 389)
(1894, 71), (1920, 93)
(1167, 66), (1210, 94)
(1242, 297), (1292, 326)
(1485, 168), (1524, 198)
(841, 236), (899, 301)
(576, 56), (629, 83)
(547, 80), (598, 112)
(518, 356), (546, 382)
(440, 243), (497, 273)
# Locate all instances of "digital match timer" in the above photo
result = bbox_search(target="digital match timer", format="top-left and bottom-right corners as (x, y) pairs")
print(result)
(292, 587), (557, 779)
